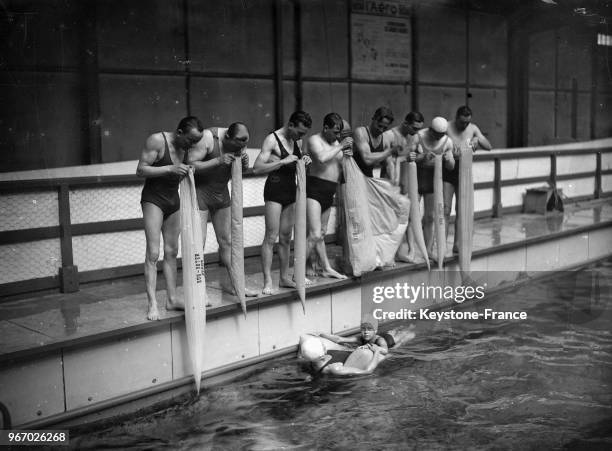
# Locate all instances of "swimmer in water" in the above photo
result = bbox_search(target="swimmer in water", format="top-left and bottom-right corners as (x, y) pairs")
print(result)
(299, 323), (416, 376)
(319, 322), (416, 355)
(299, 335), (384, 376)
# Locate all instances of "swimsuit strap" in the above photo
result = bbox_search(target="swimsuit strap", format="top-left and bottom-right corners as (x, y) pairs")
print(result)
(272, 132), (290, 158)
(160, 132), (172, 165)
(366, 126), (383, 152)
(293, 139), (302, 159)
(211, 127), (222, 157)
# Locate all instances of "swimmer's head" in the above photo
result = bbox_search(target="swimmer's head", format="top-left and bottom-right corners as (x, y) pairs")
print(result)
(430, 117), (448, 138)
(360, 322), (377, 342)
(300, 337), (325, 361)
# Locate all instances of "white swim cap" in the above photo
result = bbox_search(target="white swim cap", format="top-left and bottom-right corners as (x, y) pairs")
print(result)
(300, 337), (325, 361)
(431, 117), (448, 134)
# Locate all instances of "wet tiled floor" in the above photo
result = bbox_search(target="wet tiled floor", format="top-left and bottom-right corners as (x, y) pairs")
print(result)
(1, 198), (610, 358)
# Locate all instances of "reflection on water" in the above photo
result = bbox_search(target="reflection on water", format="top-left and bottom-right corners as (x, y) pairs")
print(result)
(71, 260), (612, 450)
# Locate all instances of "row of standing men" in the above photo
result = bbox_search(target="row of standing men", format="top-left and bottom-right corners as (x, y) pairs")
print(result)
(136, 106), (491, 320)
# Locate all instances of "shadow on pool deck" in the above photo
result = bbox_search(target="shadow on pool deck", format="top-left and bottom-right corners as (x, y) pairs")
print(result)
(1, 198), (611, 361)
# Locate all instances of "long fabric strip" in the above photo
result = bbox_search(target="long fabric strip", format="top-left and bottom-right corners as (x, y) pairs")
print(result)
(294, 159), (307, 312)
(179, 168), (207, 394)
(230, 159), (247, 316)
(458, 141), (474, 277)
(433, 154), (445, 269)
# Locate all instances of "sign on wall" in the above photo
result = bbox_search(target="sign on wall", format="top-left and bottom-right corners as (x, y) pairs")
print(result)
(351, 0), (412, 80)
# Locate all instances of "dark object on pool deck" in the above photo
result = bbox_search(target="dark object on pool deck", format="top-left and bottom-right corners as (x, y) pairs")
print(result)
(524, 186), (564, 214)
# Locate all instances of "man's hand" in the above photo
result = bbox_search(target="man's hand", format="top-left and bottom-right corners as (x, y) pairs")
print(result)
(169, 163), (190, 177)
(444, 149), (454, 164)
(342, 146), (353, 157)
(241, 150), (249, 168)
(281, 154), (299, 165)
(452, 146), (462, 159)
(470, 137), (479, 150)
(302, 155), (312, 166)
(341, 136), (353, 150)
(218, 153), (235, 166)
(409, 151), (417, 162)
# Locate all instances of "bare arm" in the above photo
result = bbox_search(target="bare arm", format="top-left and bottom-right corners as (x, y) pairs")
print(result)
(308, 136), (344, 164)
(354, 127), (391, 166)
(472, 125), (492, 151)
(383, 131), (398, 183)
(386, 156), (397, 185)
(188, 130), (234, 173)
(371, 337), (389, 355)
(443, 139), (455, 170)
(319, 332), (359, 345)
(252, 134), (298, 175)
(136, 133), (188, 178)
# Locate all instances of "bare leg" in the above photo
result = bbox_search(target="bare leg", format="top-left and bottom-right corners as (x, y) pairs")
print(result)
(310, 201), (346, 280)
(386, 324), (416, 348)
(161, 210), (184, 311)
(213, 207), (258, 297)
(306, 198), (322, 277)
(278, 203), (302, 288)
(142, 202), (163, 320)
(453, 184), (459, 253)
(261, 201), (282, 295)
(422, 193), (435, 256)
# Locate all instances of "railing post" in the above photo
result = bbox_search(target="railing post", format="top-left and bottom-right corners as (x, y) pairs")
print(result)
(58, 184), (79, 292)
(550, 153), (557, 187)
(492, 157), (502, 217)
(594, 151), (602, 199)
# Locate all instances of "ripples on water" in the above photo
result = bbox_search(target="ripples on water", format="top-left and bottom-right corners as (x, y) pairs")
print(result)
(72, 261), (612, 450)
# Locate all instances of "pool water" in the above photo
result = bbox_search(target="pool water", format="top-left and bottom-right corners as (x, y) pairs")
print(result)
(71, 260), (612, 450)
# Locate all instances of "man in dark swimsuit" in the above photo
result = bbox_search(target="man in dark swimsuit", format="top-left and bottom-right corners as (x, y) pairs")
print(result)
(304, 113), (353, 280)
(353, 106), (395, 178)
(188, 122), (258, 301)
(253, 111), (313, 294)
(137, 116), (203, 320)
(444, 106), (492, 253)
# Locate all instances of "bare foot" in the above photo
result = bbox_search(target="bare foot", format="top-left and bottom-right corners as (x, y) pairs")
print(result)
(245, 287), (259, 297)
(320, 267), (348, 280)
(396, 256), (415, 263)
(391, 324), (416, 348)
(221, 284), (258, 297)
(279, 278), (296, 288)
(305, 277), (313, 286)
(262, 283), (275, 295)
(147, 304), (160, 321)
(166, 299), (185, 311)
(306, 267), (319, 277)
